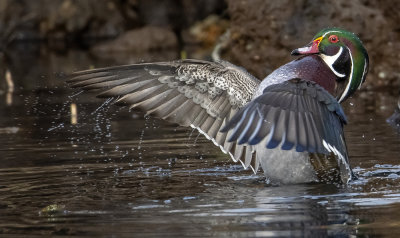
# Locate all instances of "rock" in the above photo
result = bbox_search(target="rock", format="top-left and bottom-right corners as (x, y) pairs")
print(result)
(134, 0), (226, 30)
(0, 0), (226, 46)
(0, 0), (125, 41)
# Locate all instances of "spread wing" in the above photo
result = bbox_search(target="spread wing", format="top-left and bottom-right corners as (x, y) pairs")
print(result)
(221, 79), (352, 181)
(67, 59), (261, 170)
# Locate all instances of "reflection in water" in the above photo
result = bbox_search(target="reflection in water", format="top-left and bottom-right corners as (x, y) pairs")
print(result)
(0, 47), (400, 236)
(5, 68), (14, 106)
(70, 103), (77, 125)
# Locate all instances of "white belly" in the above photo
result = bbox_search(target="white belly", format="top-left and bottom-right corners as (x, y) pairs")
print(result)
(256, 144), (318, 184)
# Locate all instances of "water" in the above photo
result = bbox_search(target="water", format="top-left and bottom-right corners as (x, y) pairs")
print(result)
(1, 46), (400, 237)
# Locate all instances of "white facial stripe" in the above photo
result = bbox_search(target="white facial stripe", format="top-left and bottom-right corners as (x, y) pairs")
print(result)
(319, 30), (364, 102)
(358, 58), (367, 89)
(321, 30), (341, 38)
(338, 46), (353, 103)
(320, 46), (346, 78)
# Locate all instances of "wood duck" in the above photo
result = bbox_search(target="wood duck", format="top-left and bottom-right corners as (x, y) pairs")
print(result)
(68, 28), (369, 185)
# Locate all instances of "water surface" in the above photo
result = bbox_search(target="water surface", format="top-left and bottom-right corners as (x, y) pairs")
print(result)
(1, 46), (400, 237)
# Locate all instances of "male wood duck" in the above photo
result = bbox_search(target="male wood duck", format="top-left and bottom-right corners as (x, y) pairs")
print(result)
(68, 28), (369, 184)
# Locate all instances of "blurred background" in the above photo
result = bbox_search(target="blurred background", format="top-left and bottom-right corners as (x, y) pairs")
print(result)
(1, 1), (400, 237)
(0, 0), (399, 90)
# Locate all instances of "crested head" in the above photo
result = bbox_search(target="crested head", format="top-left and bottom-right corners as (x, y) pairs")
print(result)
(292, 28), (369, 103)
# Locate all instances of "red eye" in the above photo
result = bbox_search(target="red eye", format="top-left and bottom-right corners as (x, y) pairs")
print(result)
(329, 35), (339, 43)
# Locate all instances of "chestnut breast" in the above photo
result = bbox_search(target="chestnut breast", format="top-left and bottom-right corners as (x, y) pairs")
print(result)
(256, 55), (338, 98)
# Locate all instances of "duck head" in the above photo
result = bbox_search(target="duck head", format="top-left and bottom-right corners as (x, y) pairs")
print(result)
(291, 28), (369, 103)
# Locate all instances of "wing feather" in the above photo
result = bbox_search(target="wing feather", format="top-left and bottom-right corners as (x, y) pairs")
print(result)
(69, 61), (351, 181)
(68, 59), (260, 169)
(222, 79), (349, 162)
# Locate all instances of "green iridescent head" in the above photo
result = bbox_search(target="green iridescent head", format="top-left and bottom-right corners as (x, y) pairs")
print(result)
(292, 27), (369, 102)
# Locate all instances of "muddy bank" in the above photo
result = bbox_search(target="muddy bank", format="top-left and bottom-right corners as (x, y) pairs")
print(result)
(224, 0), (399, 90)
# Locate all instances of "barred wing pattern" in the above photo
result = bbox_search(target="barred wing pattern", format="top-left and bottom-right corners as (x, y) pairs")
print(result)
(67, 59), (261, 170)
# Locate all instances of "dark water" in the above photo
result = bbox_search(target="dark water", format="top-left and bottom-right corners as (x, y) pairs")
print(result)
(1, 46), (400, 237)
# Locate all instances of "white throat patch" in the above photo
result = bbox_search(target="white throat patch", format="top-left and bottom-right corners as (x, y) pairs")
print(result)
(320, 47), (346, 78)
